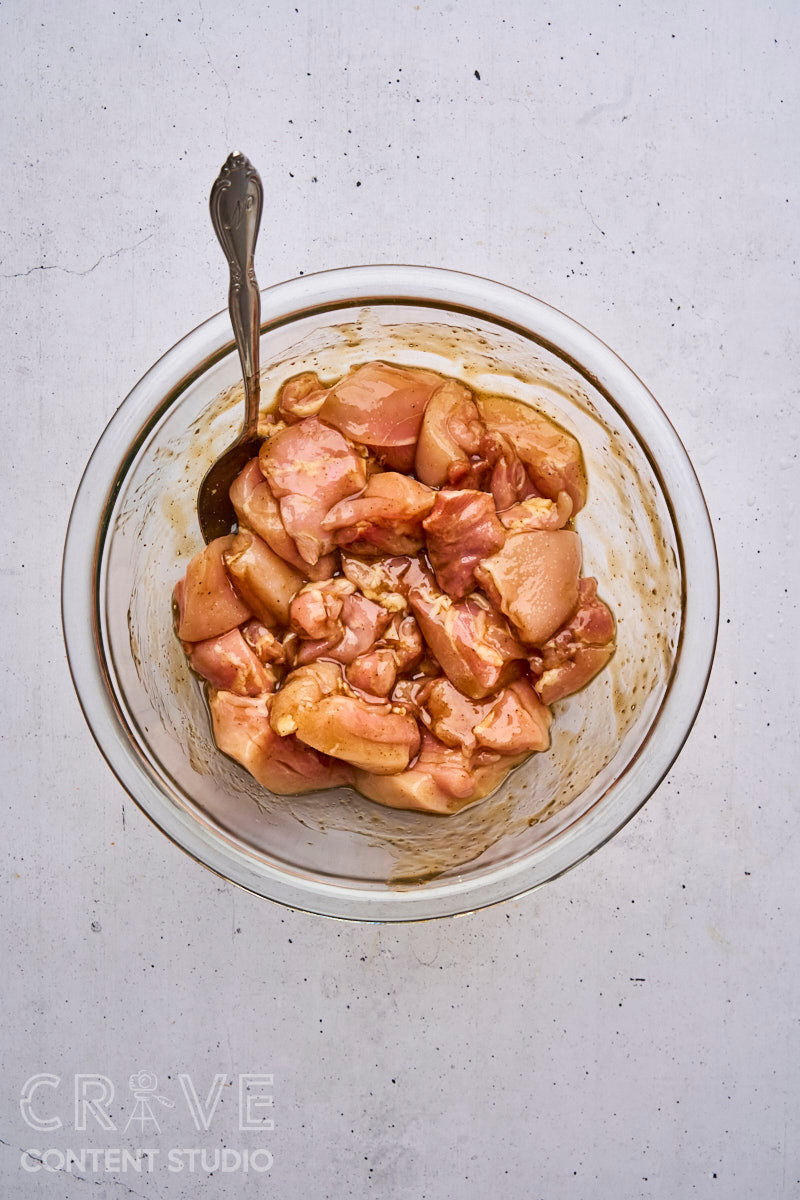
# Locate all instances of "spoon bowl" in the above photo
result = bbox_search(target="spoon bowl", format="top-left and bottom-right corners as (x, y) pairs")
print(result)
(196, 434), (263, 542)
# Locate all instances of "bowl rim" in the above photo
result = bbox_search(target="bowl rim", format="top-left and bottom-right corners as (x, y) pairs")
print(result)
(62, 263), (719, 921)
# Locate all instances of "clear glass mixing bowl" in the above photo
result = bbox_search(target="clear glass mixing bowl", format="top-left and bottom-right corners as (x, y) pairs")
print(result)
(62, 265), (718, 920)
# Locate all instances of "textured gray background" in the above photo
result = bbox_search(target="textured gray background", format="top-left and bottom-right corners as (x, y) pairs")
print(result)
(2, 0), (798, 1196)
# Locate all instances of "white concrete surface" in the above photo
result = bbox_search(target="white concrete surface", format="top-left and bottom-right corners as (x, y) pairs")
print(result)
(2, 1), (798, 1196)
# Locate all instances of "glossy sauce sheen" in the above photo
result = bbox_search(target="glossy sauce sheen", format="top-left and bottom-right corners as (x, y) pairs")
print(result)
(173, 360), (617, 816)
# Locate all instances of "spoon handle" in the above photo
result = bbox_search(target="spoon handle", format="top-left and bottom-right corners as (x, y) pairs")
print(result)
(209, 153), (263, 436)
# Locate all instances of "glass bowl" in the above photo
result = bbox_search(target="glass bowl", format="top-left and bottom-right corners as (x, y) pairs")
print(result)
(62, 265), (718, 921)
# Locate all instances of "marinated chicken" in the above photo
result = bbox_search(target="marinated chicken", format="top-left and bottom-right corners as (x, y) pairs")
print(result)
(174, 361), (615, 814)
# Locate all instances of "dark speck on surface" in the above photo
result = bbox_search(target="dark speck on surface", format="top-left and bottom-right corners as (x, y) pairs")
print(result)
(474, 69), (481, 79)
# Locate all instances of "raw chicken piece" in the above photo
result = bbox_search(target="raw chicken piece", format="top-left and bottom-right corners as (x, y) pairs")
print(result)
(534, 577), (616, 703)
(427, 427), (537, 509)
(318, 361), (441, 470)
(230, 458), (337, 579)
(322, 472), (435, 555)
(423, 489), (506, 598)
(499, 492), (573, 532)
(422, 677), (551, 754)
(344, 611), (423, 697)
(472, 679), (552, 754)
(270, 661), (420, 774)
(415, 379), (484, 487)
(479, 431), (541, 511)
(259, 417), (366, 564)
(339, 553), (425, 611)
(477, 394), (587, 513)
(354, 730), (523, 815)
(290, 579), (355, 641)
(408, 578), (526, 699)
(175, 536), (252, 642)
(475, 530), (582, 647)
(240, 619), (285, 665)
(537, 647), (614, 705)
(277, 371), (328, 422)
(546, 576), (615, 651)
(335, 594), (393, 660)
(210, 690), (352, 794)
(229, 459), (290, 557)
(345, 648), (398, 697)
(187, 629), (276, 696)
(295, 592), (392, 666)
(223, 530), (304, 625)
(422, 679), (493, 751)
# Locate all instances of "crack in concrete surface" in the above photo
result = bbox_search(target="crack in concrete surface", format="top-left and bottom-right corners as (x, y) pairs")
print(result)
(0, 232), (155, 280)
(0, 1136), (160, 1198)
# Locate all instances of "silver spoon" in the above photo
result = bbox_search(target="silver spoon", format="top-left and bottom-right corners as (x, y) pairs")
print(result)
(197, 152), (264, 542)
